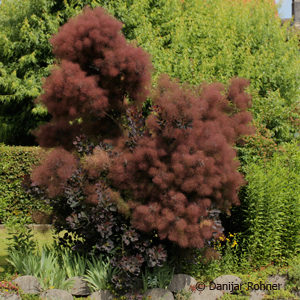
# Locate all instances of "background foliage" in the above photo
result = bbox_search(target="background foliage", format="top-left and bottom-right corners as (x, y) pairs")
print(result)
(65, 0), (300, 145)
(0, 0), (61, 145)
(0, 0), (299, 146)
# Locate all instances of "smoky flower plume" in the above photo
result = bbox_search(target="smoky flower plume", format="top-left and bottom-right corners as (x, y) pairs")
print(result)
(35, 6), (152, 149)
(109, 75), (254, 248)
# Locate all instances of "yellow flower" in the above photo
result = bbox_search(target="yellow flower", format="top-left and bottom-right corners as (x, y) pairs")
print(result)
(231, 240), (237, 247)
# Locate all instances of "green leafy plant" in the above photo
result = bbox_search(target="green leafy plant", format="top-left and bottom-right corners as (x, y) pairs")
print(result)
(240, 142), (300, 265)
(178, 238), (252, 283)
(288, 264), (300, 287)
(83, 255), (119, 292)
(142, 264), (174, 292)
(5, 217), (37, 255)
(60, 248), (88, 278)
(210, 233), (247, 275)
(0, 0), (61, 145)
(286, 256), (300, 296)
(179, 247), (222, 282)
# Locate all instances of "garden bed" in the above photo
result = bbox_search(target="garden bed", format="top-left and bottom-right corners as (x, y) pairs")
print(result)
(1, 225), (299, 300)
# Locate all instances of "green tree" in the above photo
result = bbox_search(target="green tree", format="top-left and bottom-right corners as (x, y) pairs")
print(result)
(0, 0), (60, 145)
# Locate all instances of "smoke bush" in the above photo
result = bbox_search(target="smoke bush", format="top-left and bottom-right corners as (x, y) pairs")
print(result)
(109, 75), (253, 248)
(35, 6), (151, 149)
(28, 6), (253, 285)
(31, 147), (77, 197)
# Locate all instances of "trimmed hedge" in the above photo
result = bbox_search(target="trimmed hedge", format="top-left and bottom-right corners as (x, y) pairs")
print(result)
(0, 145), (49, 223)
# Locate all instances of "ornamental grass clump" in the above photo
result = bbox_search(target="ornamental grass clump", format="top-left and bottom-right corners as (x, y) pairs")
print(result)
(6, 245), (74, 290)
(27, 5), (254, 293)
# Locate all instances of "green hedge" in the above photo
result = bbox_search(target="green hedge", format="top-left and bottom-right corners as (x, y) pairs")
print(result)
(241, 142), (300, 264)
(0, 145), (48, 223)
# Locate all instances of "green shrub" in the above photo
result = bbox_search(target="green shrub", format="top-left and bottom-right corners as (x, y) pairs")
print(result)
(241, 142), (300, 264)
(6, 217), (37, 255)
(178, 235), (251, 282)
(0, 145), (49, 223)
(286, 256), (300, 295)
